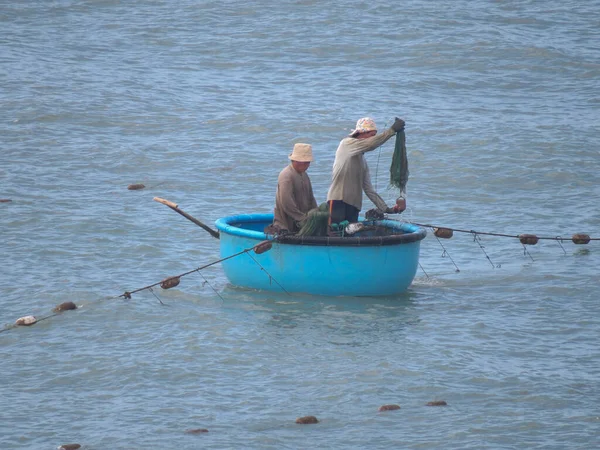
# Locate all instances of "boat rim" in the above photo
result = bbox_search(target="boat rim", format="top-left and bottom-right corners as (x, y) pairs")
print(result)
(215, 213), (427, 247)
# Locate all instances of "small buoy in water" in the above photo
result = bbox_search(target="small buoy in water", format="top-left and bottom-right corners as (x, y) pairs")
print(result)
(53, 301), (77, 312)
(160, 276), (180, 289)
(15, 316), (37, 326)
(57, 444), (81, 450)
(296, 415), (319, 424)
(434, 227), (453, 239)
(572, 233), (591, 244)
(518, 234), (539, 245)
(185, 428), (209, 434)
(0, 199), (12, 203)
(253, 240), (273, 254)
(426, 400), (448, 406)
(127, 183), (145, 190)
(378, 404), (400, 412)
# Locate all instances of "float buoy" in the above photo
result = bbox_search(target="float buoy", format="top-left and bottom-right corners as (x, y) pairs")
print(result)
(434, 227), (453, 239)
(54, 301), (77, 312)
(160, 276), (180, 289)
(253, 240), (273, 255)
(518, 234), (539, 245)
(295, 415), (319, 424)
(572, 233), (591, 244)
(15, 316), (37, 326)
(426, 400), (447, 406)
(378, 404), (401, 412)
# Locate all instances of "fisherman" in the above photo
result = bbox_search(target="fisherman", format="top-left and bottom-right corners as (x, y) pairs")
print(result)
(327, 117), (407, 224)
(270, 143), (318, 234)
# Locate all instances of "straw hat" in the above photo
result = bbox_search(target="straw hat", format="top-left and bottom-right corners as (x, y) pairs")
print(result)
(288, 143), (314, 162)
(350, 117), (377, 137)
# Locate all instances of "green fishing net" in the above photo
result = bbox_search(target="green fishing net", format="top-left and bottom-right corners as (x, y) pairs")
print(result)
(389, 129), (409, 192)
(297, 202), (330, 237)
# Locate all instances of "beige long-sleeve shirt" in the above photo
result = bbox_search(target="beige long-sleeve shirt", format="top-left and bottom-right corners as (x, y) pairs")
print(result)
(326, 127), (396, 211)
(273, 164), (318, 232)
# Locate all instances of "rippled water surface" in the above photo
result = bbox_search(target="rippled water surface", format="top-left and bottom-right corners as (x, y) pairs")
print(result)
(1, 1), (599, 448)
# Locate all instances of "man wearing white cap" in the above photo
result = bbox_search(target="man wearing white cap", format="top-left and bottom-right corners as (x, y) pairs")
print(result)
(272, 143), (318, 233)
(327, 117), (406, 224)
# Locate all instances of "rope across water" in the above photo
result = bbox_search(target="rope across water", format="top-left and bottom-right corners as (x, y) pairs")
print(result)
(0, 240), (280, 334)
(1, 223), (596, 334)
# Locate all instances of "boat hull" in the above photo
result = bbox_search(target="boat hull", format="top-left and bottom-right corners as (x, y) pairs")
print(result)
(215, 214), (426, 297)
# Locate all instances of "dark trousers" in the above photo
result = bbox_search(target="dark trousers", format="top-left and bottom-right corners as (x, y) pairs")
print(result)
(328, 200), (359, 224)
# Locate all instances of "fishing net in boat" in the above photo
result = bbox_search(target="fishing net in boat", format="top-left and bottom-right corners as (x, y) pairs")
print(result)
(297, 202), (330, 236)
(364, 208), (385, 220)
(389, 129), (409, 192)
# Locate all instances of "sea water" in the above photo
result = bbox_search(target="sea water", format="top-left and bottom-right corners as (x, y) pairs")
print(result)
(1, 1), (599, 448)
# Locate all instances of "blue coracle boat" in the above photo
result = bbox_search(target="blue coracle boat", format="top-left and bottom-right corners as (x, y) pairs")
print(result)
(215, 213), (427, 296)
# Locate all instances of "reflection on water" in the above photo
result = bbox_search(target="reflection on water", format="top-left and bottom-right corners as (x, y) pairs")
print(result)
(222, 286), (421, 347)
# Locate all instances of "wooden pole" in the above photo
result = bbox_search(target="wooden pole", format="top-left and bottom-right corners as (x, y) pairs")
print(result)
(153, 197), (220, 239)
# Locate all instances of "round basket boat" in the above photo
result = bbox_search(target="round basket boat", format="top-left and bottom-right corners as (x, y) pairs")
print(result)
(215, 214), (426, 297)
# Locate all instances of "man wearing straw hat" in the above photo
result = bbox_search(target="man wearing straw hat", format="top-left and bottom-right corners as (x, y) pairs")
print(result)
(271, 143), (318, 234)
(327, 116), (406, 224)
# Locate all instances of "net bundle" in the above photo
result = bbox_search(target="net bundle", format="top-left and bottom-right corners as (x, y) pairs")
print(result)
(297, 202), (330, 237)
(389, 129), (409, 192)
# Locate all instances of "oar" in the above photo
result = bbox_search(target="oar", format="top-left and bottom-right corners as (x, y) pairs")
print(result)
(153, 197), (220, 239)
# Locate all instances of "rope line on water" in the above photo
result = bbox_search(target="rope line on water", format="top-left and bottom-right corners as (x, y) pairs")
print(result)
(418, 262), (430, 279)
(1, 240), (287, 334)
(148, 287), (166, 306)
(555, 238), (567, 255)
(2, 220), (596, 333)
(401, 219), (596, 275)
(408, 221), (598, 243)
(197, 271), (225, 303)
(119, 247), (252, 299)
(245, 251), (291, 295)
(432, 234), (460, 272)
(470, 231), (498, 268)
